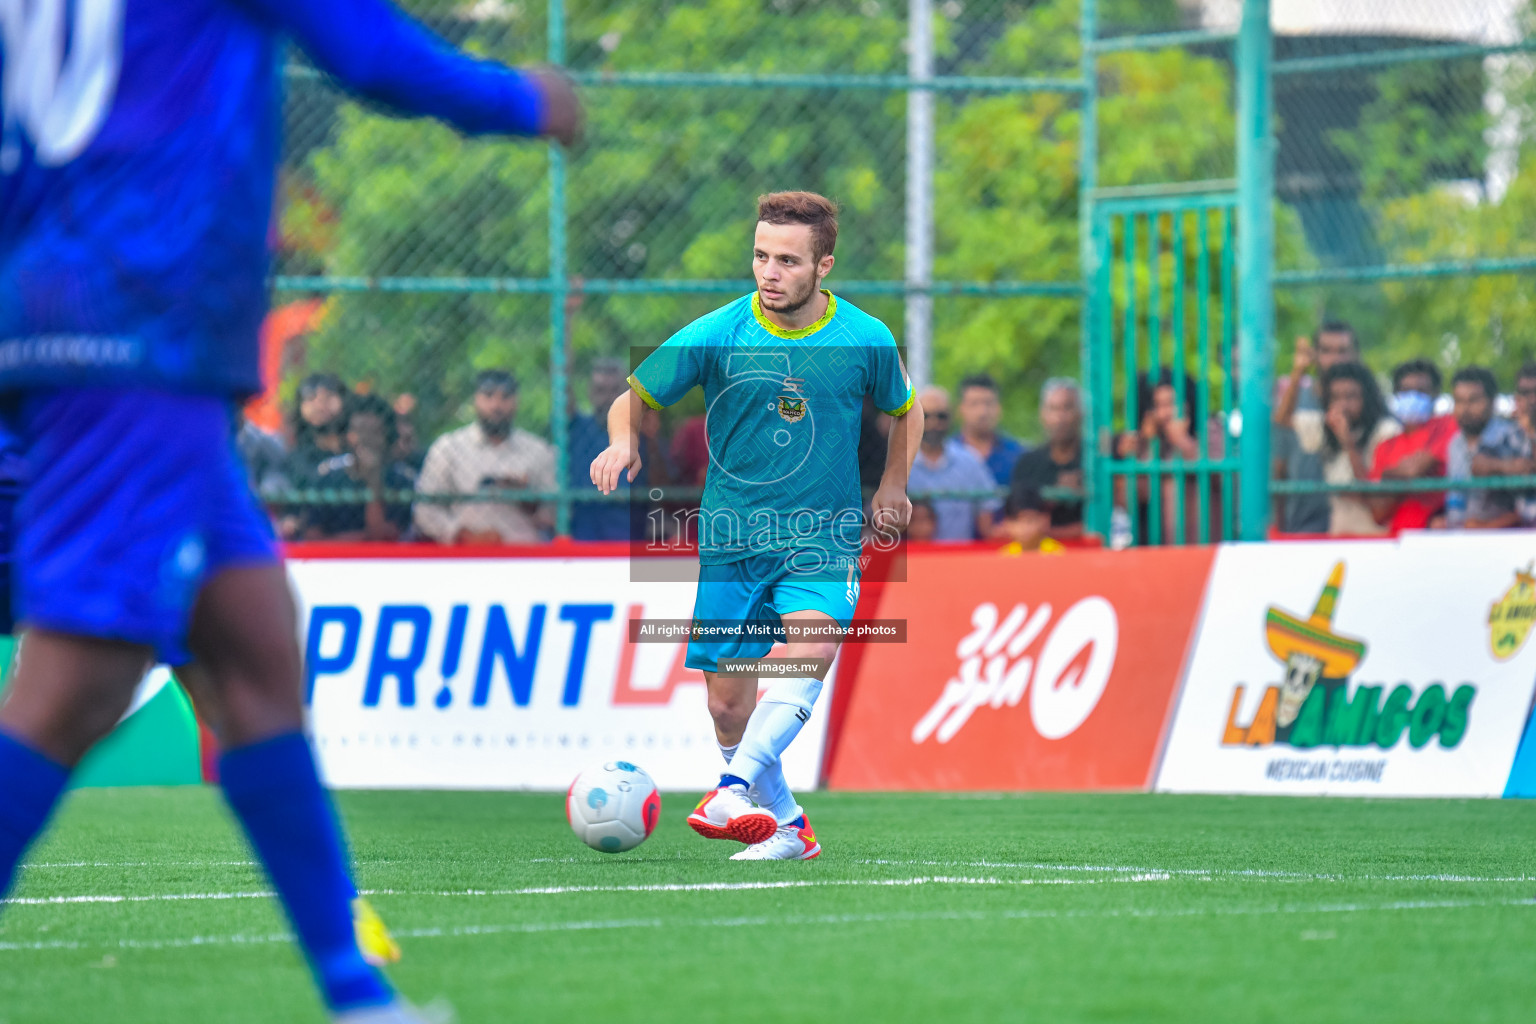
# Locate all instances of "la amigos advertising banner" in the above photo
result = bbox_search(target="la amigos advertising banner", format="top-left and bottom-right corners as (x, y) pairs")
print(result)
(827, 547), (1213, 790)
(289, 556), (837, 791)
(1155, 535), (1536, 798)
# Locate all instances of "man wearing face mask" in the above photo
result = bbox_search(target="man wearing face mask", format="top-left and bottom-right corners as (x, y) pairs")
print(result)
(1368, 359), (1459, 534)
(414, 370), (557, 545)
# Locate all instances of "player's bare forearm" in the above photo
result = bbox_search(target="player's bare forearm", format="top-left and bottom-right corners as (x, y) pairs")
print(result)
(591, 389), (647, 495)
(871, 404), (923, 534)
(608, 387), (644, 449)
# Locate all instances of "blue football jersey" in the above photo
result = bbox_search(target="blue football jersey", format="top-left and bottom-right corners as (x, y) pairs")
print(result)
(629, 290), (913, 570)
(0, 0), (545, 396)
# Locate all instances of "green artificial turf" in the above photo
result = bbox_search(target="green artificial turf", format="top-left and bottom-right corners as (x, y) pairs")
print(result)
(1, 789), (1534, 1023)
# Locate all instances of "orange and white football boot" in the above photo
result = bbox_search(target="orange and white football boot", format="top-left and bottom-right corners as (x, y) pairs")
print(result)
(730, 813), (821, 860)
(687, 781), (777, 845)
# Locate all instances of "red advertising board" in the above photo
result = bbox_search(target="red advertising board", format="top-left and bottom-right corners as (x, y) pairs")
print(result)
(827, 546), (1215, 791)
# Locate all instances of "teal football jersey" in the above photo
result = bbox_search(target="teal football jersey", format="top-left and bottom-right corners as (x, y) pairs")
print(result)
(630, 290), (913, 571)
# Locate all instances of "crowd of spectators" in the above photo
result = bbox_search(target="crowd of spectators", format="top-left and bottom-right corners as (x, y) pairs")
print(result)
(1274, 321), (1536, 537)
(244, 362), (1090, 548)
(241, 325), (1535, 548)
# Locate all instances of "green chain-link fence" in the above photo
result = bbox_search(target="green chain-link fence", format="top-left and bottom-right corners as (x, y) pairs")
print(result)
(1267, 0), (1536, 535)
(262, 0), (1536, 545)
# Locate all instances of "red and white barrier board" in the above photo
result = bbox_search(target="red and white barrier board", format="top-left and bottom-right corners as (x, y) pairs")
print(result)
(827, 547), (1212, 791)
(1154, 534), (1536, 797)
(289, 554), (836, 792)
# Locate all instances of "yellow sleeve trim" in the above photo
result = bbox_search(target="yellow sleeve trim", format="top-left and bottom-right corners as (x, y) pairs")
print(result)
(751, 289), (837, 339)
(627, 374), (664, 411)
(881, 387), (916, 417)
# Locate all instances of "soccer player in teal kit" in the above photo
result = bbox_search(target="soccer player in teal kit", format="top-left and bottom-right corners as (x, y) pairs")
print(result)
(591, 192), (923, 860)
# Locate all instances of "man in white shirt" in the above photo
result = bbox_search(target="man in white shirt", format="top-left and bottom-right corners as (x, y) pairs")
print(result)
(414, 370), (557, 544)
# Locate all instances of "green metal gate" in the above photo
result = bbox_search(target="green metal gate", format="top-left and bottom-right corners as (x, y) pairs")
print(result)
(1086, 190), (1244, 546)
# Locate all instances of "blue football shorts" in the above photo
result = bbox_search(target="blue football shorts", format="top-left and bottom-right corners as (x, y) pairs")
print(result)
(4, 388), (278, 664)
(684, 551), (861, 672)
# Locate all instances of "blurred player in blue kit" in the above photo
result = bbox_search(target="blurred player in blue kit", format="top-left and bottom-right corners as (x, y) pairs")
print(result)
(0, 2), (579, 1020)
(591, 192), (923, 861)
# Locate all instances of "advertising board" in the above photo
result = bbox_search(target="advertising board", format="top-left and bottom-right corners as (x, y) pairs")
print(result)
(827, 547), (1213, 790)
(292, 555), (837, 791)
(1156, 535), (1536, 797)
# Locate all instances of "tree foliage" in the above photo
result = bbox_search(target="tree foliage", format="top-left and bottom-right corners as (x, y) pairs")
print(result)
(289, 0), (1513, 445)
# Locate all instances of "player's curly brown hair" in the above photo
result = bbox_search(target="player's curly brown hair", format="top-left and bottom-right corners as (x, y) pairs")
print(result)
(756, 191), (839, 261)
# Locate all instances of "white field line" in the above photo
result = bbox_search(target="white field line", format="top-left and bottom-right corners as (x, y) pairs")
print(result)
(385, 874), (1176, 897)
(13, 859), (1536, 906)
(6, 890), (275, 906)
(4, 875), (1164, 906)
(1, 897), (1532, 954)
(523, 855), (1536, 884)
(25, 861), (258, 869)
(27, 857), (1533, 885)
(852, 859), (1536, 884)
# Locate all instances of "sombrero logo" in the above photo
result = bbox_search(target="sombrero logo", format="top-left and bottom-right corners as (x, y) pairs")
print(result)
(1488, 562), (1536, 662)
(1221, 562), (1473, 751)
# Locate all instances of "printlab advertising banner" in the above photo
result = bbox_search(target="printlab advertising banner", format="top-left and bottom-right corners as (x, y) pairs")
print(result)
(289, 556), (837, 792)
(1156, 535), (1536, 798)
(828, 547), (1214, 790)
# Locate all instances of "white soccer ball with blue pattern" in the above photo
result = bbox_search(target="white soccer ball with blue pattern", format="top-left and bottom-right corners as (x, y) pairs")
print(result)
(566, 761), (662, 853)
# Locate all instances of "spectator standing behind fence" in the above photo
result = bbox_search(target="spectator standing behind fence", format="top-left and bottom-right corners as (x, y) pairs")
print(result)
(286, 373), (350, 484)
(950, 373), (1025, 486)
(1514, 362), (1536, 448)
(391, 393), (426, 473)
(300, 395), (416, 541)
(908, 385), (999, 541)
(1115, 370), (1224, 545)
(1516, 362), (1536, 524)
(1000, 378), (1084, 550)
(414, 370), (556, 545)
(1443, 366), (1534, 530)
(1273, 324), (1360, 534)
(1368, 360), (1458, 534)
(569, 358), (669, 540)
(1293, 362), (1399, 537)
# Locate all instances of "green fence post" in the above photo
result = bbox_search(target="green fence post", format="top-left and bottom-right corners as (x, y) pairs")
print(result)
(1236, 0), (1274, 542)
(1078, 0), (1100, 536)
(549, 0), (571, 538)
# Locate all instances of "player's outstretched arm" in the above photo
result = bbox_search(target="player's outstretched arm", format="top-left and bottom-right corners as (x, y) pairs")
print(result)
(591, 389), (645, 496)
(871, 402), (924, 536)
(235, 0), (581, 144)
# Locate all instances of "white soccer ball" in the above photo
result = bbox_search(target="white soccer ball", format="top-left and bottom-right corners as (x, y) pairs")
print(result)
(566, 761), (661, 853)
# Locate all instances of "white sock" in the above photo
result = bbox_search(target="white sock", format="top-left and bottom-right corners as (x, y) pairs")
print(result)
(727, 676), (822, 794)
(749, 761), (802, 825)
(719, 730), (796, 819)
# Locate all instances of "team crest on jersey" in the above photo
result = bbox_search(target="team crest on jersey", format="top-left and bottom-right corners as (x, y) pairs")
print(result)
(777, 396), (807, 423)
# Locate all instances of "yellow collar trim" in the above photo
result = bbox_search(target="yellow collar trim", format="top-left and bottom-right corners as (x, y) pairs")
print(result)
(752, 289), (836, 340)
